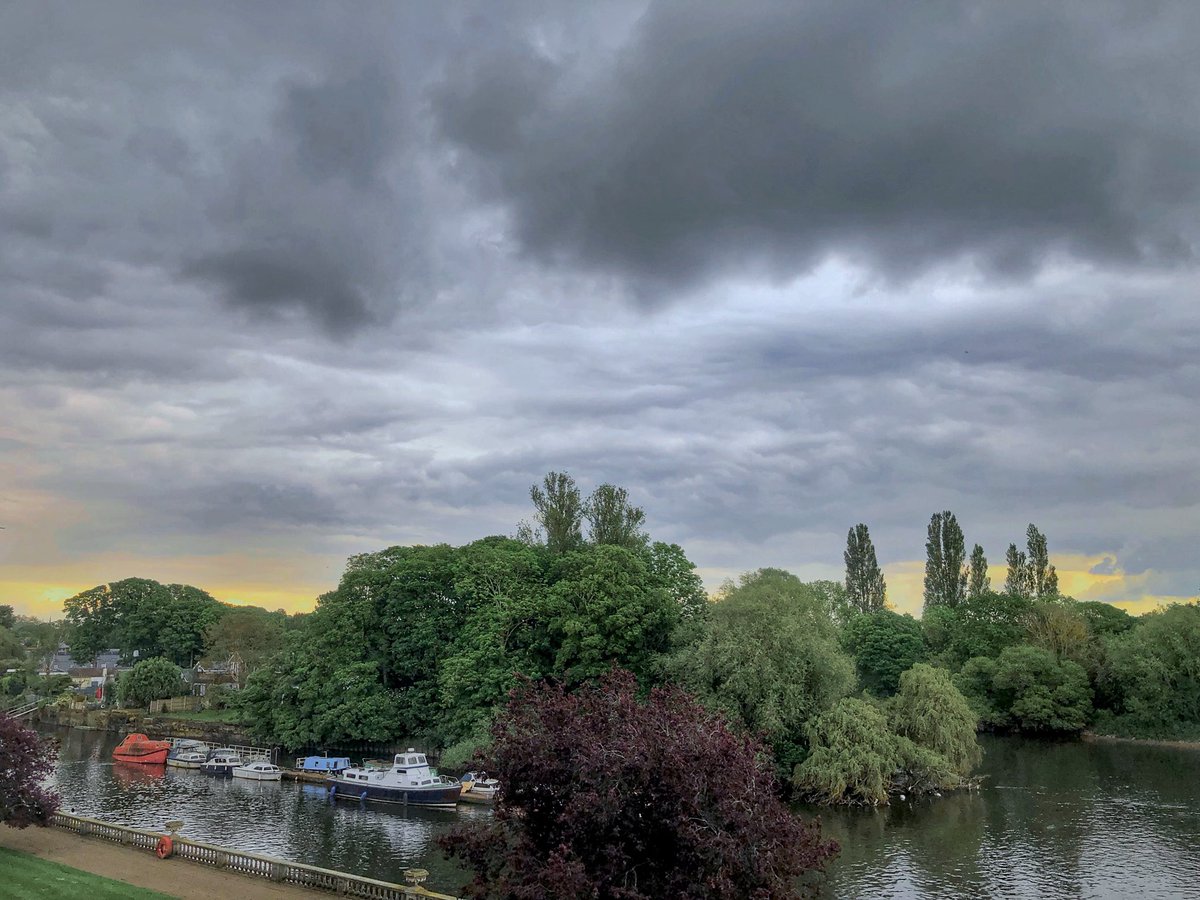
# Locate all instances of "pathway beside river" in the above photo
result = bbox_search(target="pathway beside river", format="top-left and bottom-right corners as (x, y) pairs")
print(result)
(0, 825), (316, 900)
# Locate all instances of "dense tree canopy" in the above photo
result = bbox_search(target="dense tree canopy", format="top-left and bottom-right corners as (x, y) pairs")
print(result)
(1098, 603), (1200, 740)
(202, 605), (288, 678)
(583, 483), (647, 550)
(117, 656), (184, 707)
(239, 532), (695, 750)
(64, 578), (224, 666)
(841, 609), (925, 697)
(956, 645), (1092, 733)
(795, 666), (979, 805)
(442, 670), (837, 899)
(669, 569), (855, 775)
(529, 470), (584, 553)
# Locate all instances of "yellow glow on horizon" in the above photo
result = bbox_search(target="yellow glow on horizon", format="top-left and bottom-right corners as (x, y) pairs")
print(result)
(883, 552), (1192, 618)
(0, 551), (336, 619)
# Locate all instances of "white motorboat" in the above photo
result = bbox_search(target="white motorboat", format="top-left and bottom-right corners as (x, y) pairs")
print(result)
(233, 761), (282, 781)
(330, 749), (462, 807)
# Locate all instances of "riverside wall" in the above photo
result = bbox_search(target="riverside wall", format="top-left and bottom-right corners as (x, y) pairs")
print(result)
(34, 705), (259, 747)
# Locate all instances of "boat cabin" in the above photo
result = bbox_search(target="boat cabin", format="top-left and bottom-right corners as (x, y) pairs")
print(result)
(337, 748), (447, 789)
(296, 755), (351, 772)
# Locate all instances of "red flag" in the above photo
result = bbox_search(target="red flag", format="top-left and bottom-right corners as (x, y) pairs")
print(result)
(95, 683), (103, 700)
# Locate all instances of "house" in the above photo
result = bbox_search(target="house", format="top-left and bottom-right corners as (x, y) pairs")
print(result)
(190, 653), (243, 696)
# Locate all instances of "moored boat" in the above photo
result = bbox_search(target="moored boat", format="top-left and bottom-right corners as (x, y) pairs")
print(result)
(201, 752), (244, 777)
(460, 771), (500, 802)
(166, 739), (208, 769)
(233, 761), (282, 781)
(295, 754), (351, 775)
(330, 749), (462, 808)
(113, 733), (171, 765)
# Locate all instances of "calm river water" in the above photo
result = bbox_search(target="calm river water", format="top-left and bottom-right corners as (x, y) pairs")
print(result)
(45, 728), (1200, 898)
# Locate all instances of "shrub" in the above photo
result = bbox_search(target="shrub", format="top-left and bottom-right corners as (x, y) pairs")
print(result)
(442, 669), (837, 899)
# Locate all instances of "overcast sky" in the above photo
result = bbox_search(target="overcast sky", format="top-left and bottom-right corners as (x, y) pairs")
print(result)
(2, 1), (1198, 617)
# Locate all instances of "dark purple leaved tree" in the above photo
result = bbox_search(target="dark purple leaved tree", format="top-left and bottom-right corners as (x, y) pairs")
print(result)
(0, 713), (60, 828)
(441, 669), (837, 899)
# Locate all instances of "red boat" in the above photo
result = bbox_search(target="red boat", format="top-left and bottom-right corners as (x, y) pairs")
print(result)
(113, 733), (171, 765)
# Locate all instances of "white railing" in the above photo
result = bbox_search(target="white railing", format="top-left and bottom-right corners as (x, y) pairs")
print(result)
(2, 701), (38, 718)
(49, 812), (458, 899)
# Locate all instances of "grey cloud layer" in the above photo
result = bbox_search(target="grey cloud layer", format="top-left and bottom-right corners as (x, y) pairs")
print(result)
(1, 2), (1197, 605)
(435, 1), (1200, 291)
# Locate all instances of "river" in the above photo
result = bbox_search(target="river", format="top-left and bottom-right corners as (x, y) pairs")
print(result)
(44, 728), (1200, 898)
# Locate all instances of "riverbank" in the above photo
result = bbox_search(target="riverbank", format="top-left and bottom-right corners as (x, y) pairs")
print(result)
(0, 826), (319, 900)
(1083, 730), (1200, 750)
(35, 705), (259, 747)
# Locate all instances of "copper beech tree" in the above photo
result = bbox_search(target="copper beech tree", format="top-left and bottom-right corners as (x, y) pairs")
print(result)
(441, 669), (837, 899)
(0, 713), (59, 828)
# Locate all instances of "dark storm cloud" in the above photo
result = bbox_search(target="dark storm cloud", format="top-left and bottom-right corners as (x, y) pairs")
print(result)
(433, 0), (1200, 292)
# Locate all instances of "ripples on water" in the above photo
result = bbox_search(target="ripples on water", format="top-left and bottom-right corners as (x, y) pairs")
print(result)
(816, 735), (1200, 899)
(47, 727), (480, 891)
(47, 729), (1200, 899)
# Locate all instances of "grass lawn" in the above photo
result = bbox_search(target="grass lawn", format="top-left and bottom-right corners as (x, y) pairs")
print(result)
(156, 707), (241, 723)
(0, 847), (176, 899)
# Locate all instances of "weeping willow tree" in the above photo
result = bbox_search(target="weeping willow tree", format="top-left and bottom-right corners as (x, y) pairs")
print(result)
(794, 698), (899, 805)
(794, 663), (981, 805)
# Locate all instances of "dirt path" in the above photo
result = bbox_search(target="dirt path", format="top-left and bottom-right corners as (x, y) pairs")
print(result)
(0, 825), (323, 899)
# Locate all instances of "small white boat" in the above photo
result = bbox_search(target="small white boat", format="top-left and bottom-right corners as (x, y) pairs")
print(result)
(166, 749), (207, 769)
(233, 761), (282, 781)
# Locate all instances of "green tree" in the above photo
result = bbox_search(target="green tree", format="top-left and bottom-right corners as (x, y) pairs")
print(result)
(529, 471), (584, 554)
(202, 606), (287, 680)
(794, 697), (900, 805)
(117, 657), (183, 707)
(0, 605), (14, 630)
(583, 483), (647, 550)
(1004, 544), (1030, 598)
(956, 644), (1092, 733)
(841, 609), (925, 697)
(923, 511), (967, 611)
(646, 541), (709, 623)
(844, 524), (886, 614)
(63, 578), (223, 666)
(888, 663), (981, 779)
(1026, 600), (1089, 664)
(1025, 524), (1059, 599)
(1077, 601), (1134, 637)
(544, 545), (678, 684)
(794, 666), (981, 806)
(967, 544), (990, 599)
(670, 569), (855, 775)
(922, 590), (1034, 671)
(1098, 603), (1200, 739)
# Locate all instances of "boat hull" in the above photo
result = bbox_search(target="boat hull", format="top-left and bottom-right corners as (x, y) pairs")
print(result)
(166, 758), (203, 769)
(114, 748), (170, 765)
(329, 781), (462, 808)
(201, 763), (238, 777)
(233, 768), (281, 781)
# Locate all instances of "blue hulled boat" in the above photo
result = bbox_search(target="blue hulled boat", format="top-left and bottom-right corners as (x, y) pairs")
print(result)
(329, 749), (461, 808)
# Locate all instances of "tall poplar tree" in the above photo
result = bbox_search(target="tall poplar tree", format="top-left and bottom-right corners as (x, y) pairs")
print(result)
(1025, 524), (1059, 599)
(923, 511), (967, 610)
(844, 524), (886, 613)
(968, 544), (990, 599)
(1005, 543), (1031, 598)
(529, 471), (584, 554)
